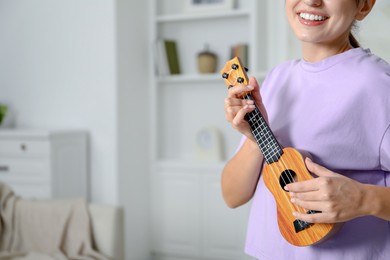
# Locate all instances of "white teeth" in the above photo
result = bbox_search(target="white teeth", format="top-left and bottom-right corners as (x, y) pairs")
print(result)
(300, 13), (326, 21)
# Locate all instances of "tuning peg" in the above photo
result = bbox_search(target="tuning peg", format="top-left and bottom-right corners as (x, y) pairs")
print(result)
(244, 67), (249, 72)
(232, 64), (239, 70)
(222, 72), (229, 79)
(237, 77), (244, 83)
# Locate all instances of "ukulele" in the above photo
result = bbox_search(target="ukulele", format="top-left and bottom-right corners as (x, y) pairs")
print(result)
(220, 57), (338, 246)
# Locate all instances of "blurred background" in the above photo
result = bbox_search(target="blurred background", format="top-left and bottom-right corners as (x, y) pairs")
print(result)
(0, 0), (389, 259)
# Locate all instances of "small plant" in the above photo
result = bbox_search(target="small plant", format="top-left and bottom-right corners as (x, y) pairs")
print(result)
(0, 104), (8, 125)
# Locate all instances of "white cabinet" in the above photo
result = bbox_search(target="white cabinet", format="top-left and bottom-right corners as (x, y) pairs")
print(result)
(149, 0), (295, 259)
(151, 162), (251, 260)
(0, 129), (88, 199)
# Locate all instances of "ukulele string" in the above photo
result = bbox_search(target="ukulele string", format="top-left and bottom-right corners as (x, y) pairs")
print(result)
(272, 152), (308, 216)
(230, 77), (298, 214)
(246, 110), (304, 215)
(225, 64), (330, 235)
(246, 108), (295, 187)
(275, 151), (330, 232)
(225, 69), (295, 192)
(249, 102), (307, 215)
(249, 113), (308, 217)
(225, 68), (307, 216)
(241, 94), (296, 195)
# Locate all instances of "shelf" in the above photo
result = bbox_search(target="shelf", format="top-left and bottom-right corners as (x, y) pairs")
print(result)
(155, 160), (227, 172)
(157, 71), (266, 84)
(157, 73), (220, 84)
(156, 9), (250, 24)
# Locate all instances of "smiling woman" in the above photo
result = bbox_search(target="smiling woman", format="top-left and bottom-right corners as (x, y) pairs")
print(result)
(285, 0), (372, 61)
(221, 0), (390, 259)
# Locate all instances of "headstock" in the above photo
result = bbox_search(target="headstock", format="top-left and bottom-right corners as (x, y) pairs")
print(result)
(220, 57), (249, 97)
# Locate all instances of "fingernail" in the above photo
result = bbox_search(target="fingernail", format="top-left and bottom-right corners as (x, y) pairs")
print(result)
(247, 85), (254, 90)
(291, 198), (296, 203)
(284, 185), (289, 191)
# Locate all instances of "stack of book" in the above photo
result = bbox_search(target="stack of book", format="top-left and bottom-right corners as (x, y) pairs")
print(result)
(155, 39), (181, 76)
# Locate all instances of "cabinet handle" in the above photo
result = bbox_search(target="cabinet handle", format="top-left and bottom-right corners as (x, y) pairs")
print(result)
(20, 143), (27, 151)
(0, 165), (10, 172)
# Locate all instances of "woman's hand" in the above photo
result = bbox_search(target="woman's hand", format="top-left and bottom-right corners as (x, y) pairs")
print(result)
(286, 158), (369, 223)
(224, 77), (268, 142)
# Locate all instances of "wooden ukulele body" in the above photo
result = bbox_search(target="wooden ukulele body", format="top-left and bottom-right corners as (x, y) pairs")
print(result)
(262, 147), (335, 246)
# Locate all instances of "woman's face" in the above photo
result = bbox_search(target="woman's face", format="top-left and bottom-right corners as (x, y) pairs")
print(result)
(286, 0), (362, 46)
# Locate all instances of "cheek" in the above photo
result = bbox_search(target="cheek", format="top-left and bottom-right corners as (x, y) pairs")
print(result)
(285, 4), (297, 31)
(330, 10), (357, 32)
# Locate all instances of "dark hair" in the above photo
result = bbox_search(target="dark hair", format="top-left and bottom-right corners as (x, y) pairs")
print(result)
(349, 0), (363, 48)
(349, 32), (360, 48)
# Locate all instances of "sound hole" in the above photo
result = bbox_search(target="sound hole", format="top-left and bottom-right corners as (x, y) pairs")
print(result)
(279, 169), (297, 191)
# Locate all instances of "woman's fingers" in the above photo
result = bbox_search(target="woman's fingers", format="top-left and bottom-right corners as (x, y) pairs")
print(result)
(224, 97), (254, 108)
(227, 83), (254, 98)
(224, 97), (254, 121)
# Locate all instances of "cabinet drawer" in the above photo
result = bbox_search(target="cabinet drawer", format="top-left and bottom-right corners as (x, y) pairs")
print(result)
(0, 158), (50, 182)
(0, 140), (50, 157)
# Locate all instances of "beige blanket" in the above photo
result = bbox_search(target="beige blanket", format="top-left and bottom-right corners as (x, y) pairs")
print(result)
(0, 182), (109, 260)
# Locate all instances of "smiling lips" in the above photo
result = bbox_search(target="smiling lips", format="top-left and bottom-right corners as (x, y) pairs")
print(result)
(299, 12), (329, 25)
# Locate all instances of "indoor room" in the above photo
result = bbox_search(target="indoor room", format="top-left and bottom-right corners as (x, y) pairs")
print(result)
(0, 0), (389, 259)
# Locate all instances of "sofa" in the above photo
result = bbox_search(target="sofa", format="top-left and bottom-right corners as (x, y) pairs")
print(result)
(0, 182), (125, 260)
(89, 204), (125, 260)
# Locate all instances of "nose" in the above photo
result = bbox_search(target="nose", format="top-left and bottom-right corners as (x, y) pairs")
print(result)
(303, 0), (322, 7)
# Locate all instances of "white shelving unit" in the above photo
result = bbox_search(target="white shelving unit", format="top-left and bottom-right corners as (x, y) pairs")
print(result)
(150, 1), (267, 163)
(149, 1), (297, 259)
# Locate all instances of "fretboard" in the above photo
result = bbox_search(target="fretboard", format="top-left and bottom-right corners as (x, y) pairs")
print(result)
(244, 94), (283, 164)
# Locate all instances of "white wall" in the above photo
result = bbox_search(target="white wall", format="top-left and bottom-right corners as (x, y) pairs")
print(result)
(116, 1), (151, 259)
(0, 0), (118, 203)
(358, 0), (390, 62)
(0, 0), (150, 259)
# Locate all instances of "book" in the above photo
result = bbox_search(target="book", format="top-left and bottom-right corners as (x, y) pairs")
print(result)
(230, 43), (249, 68)
(155, 39), (181, 76)
(164, 40), (181, 75)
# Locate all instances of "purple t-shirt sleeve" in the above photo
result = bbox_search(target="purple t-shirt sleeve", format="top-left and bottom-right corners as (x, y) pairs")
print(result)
(380, 125), (390, 171)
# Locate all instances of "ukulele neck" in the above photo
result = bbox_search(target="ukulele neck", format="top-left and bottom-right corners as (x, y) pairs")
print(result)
(243, 93), (283, 164)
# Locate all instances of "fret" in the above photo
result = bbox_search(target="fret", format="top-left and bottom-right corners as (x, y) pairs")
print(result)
(244, 94), (283, 164)
(221, 59), (283, 164)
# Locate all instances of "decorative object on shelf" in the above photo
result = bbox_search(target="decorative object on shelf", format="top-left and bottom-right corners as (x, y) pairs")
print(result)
(194, 126), (224, 162)
(197, 44), (218, 74)
(230, 43), (249, 68)
(185, 0), (236, 13)
(0, 104), (8, 126)
(0, 103), (14, 129)
(154, 39), (181, 76)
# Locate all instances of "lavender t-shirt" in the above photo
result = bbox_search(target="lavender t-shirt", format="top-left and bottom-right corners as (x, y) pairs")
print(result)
(244, 48), (390, 259)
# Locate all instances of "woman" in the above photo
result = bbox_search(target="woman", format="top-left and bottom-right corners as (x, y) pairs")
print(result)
(222, 0), (390, 259)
